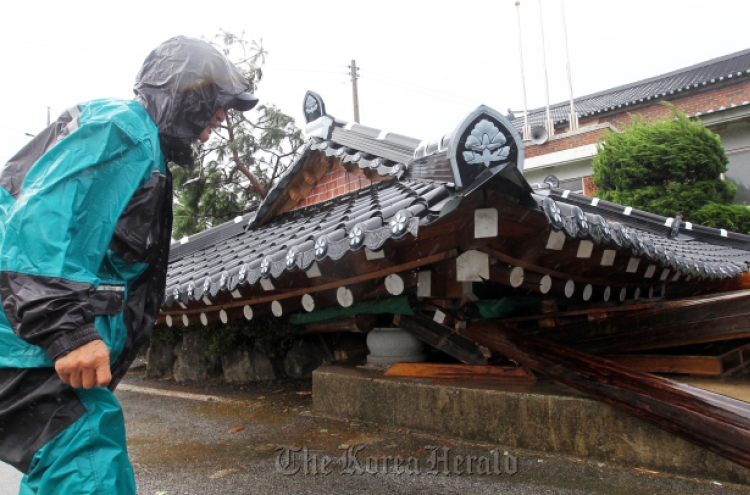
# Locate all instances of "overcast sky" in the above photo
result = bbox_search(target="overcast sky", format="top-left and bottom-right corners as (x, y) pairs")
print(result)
(1, 0), (748, 164)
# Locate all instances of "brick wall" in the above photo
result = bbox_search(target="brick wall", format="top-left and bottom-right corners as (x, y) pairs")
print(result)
(293, 166), (373, 209)
(525, 128), (606, 158)
(595, 78), (750, 129)
(527, 78), (750, 158)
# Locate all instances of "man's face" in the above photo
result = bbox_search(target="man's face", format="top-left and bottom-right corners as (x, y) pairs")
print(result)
(197, 108), (226, 142)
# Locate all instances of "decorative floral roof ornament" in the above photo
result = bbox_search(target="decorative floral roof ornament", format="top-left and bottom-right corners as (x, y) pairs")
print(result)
(302, 90), (326, 124)
(260, 256), (272, 278)
(314, 235), (329, 260)
(443, 106), (523, 190)
(349, 223), (366, 250)
(462, 119), (510, 167)
(305, 95), (318, 117)
(390, 210), (412, 239)
(285, 246), (299, 270)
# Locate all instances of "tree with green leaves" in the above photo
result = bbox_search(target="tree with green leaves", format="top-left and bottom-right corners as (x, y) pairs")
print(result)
(171, 31), (304, 239)
(592, 103), (750, 233)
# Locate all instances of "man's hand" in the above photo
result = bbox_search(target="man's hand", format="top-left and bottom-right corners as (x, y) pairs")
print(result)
(55, 340), (112, 389)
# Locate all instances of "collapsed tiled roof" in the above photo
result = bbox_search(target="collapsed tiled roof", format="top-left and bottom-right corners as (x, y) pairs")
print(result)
(166, 179), (452, 306)
(531, 182), (750, 283)
(166, 176), (750, 306)
(163, 95), (750, 308)
(513, 47), (750, 128)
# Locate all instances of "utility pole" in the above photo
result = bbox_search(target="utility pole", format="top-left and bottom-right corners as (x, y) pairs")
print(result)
(349, 59), (360, 123)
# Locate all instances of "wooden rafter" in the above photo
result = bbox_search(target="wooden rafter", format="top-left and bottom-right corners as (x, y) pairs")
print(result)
(461, 320), (750, 470)
(160, 249), (457, 317)
(530, 289), (750, 353)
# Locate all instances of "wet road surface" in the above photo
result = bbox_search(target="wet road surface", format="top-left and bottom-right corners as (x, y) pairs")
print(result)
(120, 372), (750, 495)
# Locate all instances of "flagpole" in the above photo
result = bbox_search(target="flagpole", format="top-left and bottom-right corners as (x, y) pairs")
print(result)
(560, 0), (578, 131)
(537, 0), (554, 136)
(515, 1), (530, 140)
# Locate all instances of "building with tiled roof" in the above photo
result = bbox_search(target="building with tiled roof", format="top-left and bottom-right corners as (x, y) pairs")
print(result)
(516, 48), (750, 201)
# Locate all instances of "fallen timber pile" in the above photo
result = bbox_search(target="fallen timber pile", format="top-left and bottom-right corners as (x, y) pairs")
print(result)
(455, 317), (750, 469)
(498, 288), (750, 356)
(464, 288), (750, 378)
(392, 301), (750, 469)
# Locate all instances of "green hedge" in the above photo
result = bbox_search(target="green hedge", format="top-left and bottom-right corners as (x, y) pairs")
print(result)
(691, 203), (750, 234)
(593, 103), (742, 229)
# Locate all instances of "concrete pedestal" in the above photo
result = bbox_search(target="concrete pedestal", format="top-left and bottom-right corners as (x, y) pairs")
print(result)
(313, 365), (750, 484)
(366, 327), (425, 364)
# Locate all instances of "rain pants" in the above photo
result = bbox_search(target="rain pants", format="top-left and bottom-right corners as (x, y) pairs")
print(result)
(0, 36), (253, 494)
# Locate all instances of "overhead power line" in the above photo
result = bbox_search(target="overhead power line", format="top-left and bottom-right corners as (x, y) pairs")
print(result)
(360, 69), (479, 106)
(0, 124), (36, 137)
(362, 74), (477, 109)
(263, 66), (348, 75)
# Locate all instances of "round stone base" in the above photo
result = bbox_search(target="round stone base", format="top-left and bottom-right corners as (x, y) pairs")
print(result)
(366, 327), (425, 365)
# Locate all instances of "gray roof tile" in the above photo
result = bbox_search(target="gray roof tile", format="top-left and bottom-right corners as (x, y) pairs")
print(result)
(513, 48), (750, 128)
(164, 95), (750, 308)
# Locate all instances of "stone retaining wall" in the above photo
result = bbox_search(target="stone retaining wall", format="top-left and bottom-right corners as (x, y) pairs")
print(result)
(145, 334), (331, 383)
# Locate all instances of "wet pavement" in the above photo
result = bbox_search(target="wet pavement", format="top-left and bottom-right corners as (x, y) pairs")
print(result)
(120, 371), (750, 495)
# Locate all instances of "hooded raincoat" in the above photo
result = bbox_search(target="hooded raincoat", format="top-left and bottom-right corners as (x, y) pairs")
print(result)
(0, 36), (253, 494)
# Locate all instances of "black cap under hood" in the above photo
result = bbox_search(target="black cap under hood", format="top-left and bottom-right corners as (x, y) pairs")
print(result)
(134, 36), (257, 167)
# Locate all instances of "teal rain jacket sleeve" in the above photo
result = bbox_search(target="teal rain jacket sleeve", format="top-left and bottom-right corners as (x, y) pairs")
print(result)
(0, 100), (164, 362)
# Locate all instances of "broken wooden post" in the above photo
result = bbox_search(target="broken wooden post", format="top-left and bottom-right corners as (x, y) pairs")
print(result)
(394, 313), (487, 365)
(555, 289), (750, 354)
(603, 341), (750, 377)
(462, 321), (750, 469)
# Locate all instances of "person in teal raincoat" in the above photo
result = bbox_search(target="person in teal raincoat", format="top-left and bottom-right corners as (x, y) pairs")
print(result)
(0, 36), (257, 494)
